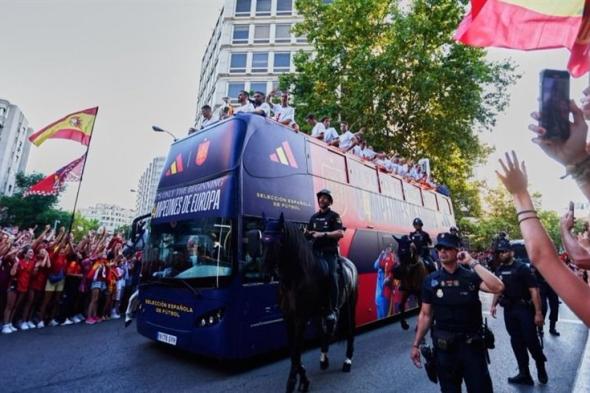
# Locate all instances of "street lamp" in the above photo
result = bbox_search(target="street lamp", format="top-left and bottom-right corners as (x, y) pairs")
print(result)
(152, 125), (178, 142)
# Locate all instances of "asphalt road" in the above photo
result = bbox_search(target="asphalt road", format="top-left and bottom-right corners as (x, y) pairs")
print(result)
(0, 293), (587, 393)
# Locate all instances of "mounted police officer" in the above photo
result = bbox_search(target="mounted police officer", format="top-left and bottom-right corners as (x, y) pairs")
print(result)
(411, 232), (504, 393)
(410, 218), (436, 272)
(490, 236), (548, 385)
(305, 189), (344, 324)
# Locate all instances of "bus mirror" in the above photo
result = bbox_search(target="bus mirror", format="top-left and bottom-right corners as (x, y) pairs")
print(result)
(246, 230), (262, 258)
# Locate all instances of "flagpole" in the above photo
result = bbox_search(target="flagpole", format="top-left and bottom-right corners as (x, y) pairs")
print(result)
(67, 107), (99, 235)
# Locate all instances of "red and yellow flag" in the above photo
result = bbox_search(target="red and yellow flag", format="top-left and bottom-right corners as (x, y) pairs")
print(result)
(455, 0), (590, 77)
(29, 107), (98, 146)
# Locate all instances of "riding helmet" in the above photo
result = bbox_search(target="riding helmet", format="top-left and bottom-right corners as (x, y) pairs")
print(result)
(316, 189), (333, 204)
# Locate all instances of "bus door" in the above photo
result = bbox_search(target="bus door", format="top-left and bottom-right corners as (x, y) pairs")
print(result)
(237, 216), (286, 357)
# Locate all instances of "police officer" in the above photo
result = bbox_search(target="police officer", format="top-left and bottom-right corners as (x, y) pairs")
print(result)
(411, 232), (504, 393)
(490, 237), (548, 385)
(410, 218), (435, 272)
(305, 189), (344, 323)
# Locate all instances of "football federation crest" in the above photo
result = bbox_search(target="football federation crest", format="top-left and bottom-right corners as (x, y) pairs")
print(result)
(195, 139), (210, 166)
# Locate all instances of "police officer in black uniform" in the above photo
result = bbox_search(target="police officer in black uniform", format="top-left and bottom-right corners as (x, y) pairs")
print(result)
(410, 218), (435, 272)
(305, 189), (344, 323)
(490, 237), (548, 385)
(411, 232), (504, 393)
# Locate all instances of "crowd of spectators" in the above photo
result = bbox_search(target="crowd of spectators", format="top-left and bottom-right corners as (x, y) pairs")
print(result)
(194, 90), (449, 195)
(0, 225), (142, 334)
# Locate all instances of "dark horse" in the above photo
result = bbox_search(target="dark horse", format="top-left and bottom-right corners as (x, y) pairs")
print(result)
(393, 235), (428, 330)
(260, 214), (358, 393)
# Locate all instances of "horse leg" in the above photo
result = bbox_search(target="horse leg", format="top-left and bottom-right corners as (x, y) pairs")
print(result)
(319, 320), (330, 370)
(399, 291), (409, 330)
(285, 316), (299, 393)
(342, 295), (356, 373)
(295, 320), (310, 392)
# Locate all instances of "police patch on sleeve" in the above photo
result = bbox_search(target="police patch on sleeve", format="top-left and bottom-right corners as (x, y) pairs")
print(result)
(431, 279), (439, 288)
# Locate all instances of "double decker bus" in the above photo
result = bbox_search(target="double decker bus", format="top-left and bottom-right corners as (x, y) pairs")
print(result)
(137, 113), (455, 359)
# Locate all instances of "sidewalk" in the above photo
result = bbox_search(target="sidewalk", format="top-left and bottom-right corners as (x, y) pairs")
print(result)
(573, 326), (590, 393)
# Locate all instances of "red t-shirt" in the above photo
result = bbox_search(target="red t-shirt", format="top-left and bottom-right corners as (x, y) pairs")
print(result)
(50, 252), (68, 275)
(66, 260), (81, 276)
(16, 258), (35, 293)
(30, 266), (49, 291)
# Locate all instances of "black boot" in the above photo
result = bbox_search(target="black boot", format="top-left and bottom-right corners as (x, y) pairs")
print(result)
(508, 373), (534, 385)
(536, 361), (548, 384)
(549, 321), (560, 336)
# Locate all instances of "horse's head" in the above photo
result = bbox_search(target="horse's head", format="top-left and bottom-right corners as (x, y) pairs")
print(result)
(259, 213), (286, 277)
(394, 235), (417, 265)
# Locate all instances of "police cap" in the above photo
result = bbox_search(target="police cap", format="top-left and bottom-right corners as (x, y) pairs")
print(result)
(495, 238), (512, 252)
(413, 217), (423, 226)
(435, 232), (461, 250)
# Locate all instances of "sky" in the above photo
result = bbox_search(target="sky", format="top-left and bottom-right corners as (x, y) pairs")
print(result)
(0, 0), (587, 214)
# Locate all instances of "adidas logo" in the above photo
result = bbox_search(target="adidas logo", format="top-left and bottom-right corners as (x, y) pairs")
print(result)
(269, 141), (298, 168)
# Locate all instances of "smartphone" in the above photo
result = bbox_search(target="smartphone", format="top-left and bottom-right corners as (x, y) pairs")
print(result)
(539, 69), (571, 140)
(570, 201), (575, 219)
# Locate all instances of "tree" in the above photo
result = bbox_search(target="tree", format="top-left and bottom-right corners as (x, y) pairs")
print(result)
(70, 212), (100, 241)
(0, 172), (72, 229)
(281, 0), (519, 218)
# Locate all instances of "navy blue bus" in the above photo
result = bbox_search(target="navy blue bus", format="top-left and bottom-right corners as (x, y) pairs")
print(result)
(137, 113), (455, 359)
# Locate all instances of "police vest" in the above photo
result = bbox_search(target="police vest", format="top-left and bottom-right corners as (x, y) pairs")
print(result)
(425, 266), (482, 333)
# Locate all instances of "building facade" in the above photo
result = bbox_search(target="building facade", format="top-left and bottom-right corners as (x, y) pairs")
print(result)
(195, 0), (312, 126)
(0, 99), (33, 196)
(80, 204), (136, 234)
(136, 156), (165, 216)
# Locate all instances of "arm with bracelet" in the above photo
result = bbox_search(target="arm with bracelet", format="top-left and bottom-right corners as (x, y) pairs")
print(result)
(497, 151), (590, 327)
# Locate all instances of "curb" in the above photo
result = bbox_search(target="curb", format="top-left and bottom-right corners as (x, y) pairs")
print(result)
(573, 326), (590, 393)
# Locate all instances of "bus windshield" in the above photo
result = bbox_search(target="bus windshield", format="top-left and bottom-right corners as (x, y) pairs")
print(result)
(144, 217), (233, 281)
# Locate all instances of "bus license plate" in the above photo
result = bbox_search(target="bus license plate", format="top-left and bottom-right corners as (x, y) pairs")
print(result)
(157, 332), (177, 346)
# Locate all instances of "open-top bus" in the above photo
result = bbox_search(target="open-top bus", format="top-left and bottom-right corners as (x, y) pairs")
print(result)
(137, 113), (455, 359)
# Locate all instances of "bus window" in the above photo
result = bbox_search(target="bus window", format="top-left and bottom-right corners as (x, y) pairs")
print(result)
(145, 217), (233, 282)
(403, 183), (423, 206)
(347, 159), (379, 193)
(423, 191), (438, 211)
(307, 142), (347, 183)
(379, 174), (404, 200)
(347, 229), (380, 273)
(240, 217), (266, 282)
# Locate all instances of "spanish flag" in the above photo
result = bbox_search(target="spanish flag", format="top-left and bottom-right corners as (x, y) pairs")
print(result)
(29, 107), (98, 146)
(455, 1), (590, 77)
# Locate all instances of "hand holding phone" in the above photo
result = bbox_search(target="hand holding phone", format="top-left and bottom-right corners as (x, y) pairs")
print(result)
(569, 201), (575, 220)
(539, 69), (571, 140)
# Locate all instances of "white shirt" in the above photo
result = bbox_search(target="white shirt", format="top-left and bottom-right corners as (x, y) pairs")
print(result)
(311, 122), (326, 138)
(254, 102), (272, 116)
(338, 131), (355, 151)
(324, 127), (339, 144)
(352, 145), (363, 158)
(235, 102), (255, 113)
(201, 114), (219, 129)
(361, 147), (376, 160)
(272, 104), (295, 125)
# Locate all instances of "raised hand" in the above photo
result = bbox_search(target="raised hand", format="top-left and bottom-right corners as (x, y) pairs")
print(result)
(496, 151), (528, 196)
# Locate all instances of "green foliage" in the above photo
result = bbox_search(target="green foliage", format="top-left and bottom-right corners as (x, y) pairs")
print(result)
(71, 212), (100, 241)
(281, 0), (519, 218)
(460, 185), (562, 250)
(0, 172), (72, 229)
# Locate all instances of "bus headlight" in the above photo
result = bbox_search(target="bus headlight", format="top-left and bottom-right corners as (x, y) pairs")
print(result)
(196, 308), (225, 328)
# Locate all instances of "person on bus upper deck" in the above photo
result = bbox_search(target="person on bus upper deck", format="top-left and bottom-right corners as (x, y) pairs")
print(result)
(199, 105), (219, 130)
(410, 218), (435, 272)
(266, 90), (295, 126)
(252, 91), (271, 117)
(304, 189), (344, 324)
(321, 117), (340, 146)
(306, 114), (326, 140)
(338, 122), (355, 151)
(235, 90), (254, 114)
